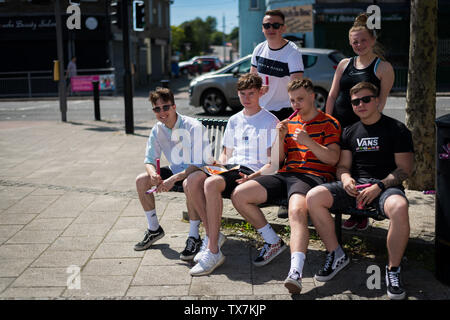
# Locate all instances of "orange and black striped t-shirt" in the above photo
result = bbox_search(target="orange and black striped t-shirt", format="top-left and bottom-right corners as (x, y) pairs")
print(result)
(279, 110), (341, 181)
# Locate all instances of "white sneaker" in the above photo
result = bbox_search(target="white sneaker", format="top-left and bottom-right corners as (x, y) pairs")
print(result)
(193, 232), (227, 263)
(189, 249), (225, 276)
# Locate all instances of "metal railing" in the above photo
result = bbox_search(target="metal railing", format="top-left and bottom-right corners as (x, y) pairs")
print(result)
(0, 68), (115, 98)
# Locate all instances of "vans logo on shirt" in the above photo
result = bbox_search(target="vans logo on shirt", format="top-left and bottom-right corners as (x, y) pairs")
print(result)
(356, 137), (379, 152)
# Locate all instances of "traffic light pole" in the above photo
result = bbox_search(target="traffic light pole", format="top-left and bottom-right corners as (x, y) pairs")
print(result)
(121, 0), (134, 134)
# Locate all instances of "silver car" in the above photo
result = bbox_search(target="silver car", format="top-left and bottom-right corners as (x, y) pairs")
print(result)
(189, 48), (346, 115)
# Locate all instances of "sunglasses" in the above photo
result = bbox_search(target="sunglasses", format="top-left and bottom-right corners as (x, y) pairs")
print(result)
(152, 104), (172, 113)
(262, 22), (284, 30)
(350, 95), (376, 106)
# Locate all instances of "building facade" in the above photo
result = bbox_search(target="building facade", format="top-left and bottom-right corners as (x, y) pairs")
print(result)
(0, 0), (172, 96)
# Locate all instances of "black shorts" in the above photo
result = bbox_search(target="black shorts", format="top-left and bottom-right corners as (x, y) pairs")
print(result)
(254, 172), (326, 205)
(160, 166), (184, 192)
(322, 178), (408, 219)
(270, 107), (294, 121)
(217, 164), (254, 199)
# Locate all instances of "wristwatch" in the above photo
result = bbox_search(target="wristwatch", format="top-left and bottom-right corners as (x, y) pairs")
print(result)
(377, 181), (386, 192)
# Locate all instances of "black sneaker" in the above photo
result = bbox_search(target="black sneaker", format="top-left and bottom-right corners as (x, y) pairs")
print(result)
(134, 226), (165, 251)
(253, 239), (287, 267)
(314, 250), (350, 282)
(386, 265), (406, 300)
(180, 236), (202, 261)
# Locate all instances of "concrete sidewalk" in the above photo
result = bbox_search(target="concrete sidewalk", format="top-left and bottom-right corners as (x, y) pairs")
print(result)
(0, 119), (449, 300)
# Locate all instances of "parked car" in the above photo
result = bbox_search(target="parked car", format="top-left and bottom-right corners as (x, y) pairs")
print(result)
(189, 48), (346, 115)
(179, 56), (224, 76)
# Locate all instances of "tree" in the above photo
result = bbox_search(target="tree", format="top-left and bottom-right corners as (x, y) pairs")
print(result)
(171, 26), (186, 53)
(405, 0), (438, 190)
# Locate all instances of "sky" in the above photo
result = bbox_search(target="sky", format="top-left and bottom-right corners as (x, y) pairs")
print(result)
(170, 0), (239, 34)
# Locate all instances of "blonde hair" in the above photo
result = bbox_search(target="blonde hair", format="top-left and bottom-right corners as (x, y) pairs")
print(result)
(349, 13), (385, 60)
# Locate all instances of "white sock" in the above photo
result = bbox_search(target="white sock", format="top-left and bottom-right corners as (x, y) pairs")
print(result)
(189, 220), (201, 239)
(334, 245), (345, 259)
(145, 209), (159, 231)
(290, 252), (306, 277)
(257, 224), (280, 245)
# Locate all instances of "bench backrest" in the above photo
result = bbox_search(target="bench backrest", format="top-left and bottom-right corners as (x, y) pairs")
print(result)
(198, 118), (228, 161)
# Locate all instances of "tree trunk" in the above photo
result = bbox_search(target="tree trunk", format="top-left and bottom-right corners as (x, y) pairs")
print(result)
(405, 0), (437, 190)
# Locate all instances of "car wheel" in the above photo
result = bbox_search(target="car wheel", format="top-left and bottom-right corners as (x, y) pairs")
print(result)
(201, 89), (226, 115)
(314, 87), (328, 112)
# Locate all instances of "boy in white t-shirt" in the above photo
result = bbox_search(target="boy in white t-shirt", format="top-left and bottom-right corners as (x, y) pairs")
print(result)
(185, 73), (280, 276)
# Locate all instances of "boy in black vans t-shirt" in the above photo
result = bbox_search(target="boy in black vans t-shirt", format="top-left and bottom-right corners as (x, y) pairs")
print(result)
(306, 82), (414, 300)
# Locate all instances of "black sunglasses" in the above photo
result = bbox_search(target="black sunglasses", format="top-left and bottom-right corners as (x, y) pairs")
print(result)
(153, 104), (172, 113)
(351, 95), (376, 106)
(262, 22), (284, 30)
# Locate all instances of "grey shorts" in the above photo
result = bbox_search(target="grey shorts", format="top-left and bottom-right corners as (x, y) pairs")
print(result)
(322, 178), (408, 219)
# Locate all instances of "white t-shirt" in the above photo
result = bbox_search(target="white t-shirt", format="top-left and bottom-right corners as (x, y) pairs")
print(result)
(251, 41), (304, 111)
(222, 108), (279, 172)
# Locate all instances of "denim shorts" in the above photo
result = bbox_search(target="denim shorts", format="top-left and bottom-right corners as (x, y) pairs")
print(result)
(322, 178), (408, 219)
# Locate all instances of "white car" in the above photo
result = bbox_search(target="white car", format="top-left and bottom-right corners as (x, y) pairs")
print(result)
(189, 48), (346, 115)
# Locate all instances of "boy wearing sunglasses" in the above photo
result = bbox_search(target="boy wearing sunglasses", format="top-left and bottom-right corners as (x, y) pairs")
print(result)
(250, 9), (304, 121)
(134, 87), (213, 260)
(306, 82), (414, 300)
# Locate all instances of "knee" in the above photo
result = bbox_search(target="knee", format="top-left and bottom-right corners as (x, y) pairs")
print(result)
(385, 197), (409, 222)
(231, 184), (247, 207)
(306, 186), (330, 210)
(136, 173), (150, 189)
(204, 176), (223, 194)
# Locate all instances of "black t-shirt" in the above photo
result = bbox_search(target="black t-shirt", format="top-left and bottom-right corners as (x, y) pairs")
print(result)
(341, 115), (414, 180)
(333, 57), (381, 129)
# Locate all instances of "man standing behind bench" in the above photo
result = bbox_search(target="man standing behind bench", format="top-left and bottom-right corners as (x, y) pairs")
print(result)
(134, 87), (212, 257)
(232, 79), (341, 294)
(306, 82), (414, 300)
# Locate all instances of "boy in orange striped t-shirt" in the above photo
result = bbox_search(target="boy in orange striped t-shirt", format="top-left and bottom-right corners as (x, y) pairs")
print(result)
(232, 79), (341, 294)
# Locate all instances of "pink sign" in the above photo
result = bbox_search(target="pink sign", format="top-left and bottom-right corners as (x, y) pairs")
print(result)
(71, 75), (100, 92)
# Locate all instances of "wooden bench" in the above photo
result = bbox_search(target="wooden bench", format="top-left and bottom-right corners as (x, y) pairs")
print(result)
(189, 118), (387, 244)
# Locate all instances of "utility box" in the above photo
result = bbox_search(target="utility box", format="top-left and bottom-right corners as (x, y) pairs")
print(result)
(435, 113), (450, 286)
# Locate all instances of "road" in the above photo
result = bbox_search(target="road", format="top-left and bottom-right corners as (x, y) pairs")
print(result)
(0, 85), (449, 125)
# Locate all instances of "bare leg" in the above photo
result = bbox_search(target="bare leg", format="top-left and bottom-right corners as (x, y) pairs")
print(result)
(136, 172), (156, 211)
(231, 180), (269, 230)
(306, 186), (339, 252)
(384, 195), (410, 267)
(204, 175), (226, 254)
(288, 193), (309, 254)
(184, 171), (209, 235)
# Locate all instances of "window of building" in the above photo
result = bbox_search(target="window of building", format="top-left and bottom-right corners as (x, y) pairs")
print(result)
(249, 0), (259, 10)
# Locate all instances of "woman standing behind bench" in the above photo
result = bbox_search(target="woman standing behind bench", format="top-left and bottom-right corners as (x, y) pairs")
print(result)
(325, 13), (395, 230)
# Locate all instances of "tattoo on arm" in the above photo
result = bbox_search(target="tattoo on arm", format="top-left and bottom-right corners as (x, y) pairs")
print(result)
(382, 168), (409, 188)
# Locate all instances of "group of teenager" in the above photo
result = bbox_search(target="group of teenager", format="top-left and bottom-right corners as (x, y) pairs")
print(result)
(133, 10), (414, 300)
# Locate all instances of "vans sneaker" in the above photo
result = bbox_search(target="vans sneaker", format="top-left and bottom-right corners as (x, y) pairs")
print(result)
(189, 249), (225, 276)
(180, 236), (202, 261)
(253, 239), (287, 267)
(284, 269), (302, 294)
(386, 265), (406, 300)
(314, 250), (350, 282)
(133, 226), (165, 251)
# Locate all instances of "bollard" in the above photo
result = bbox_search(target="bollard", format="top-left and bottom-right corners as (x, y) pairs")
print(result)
(160, 79), (170, 88)
(92, 80), (101, 121)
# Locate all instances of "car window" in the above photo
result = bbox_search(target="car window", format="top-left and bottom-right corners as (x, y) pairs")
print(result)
(329, 51), (347, 64)
(302, 54), (317, 69)
(238, 58), (251, 73)
(202, 60), (212, 65)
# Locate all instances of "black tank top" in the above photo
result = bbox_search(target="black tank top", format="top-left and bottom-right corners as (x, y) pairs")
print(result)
(333, 56), (381, 128)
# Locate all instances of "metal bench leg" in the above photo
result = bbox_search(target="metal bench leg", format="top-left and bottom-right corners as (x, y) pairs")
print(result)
(335, 213), (342, 245)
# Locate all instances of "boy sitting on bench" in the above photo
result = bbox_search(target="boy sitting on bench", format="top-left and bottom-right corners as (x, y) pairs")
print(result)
(306, 82), (414, 300)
